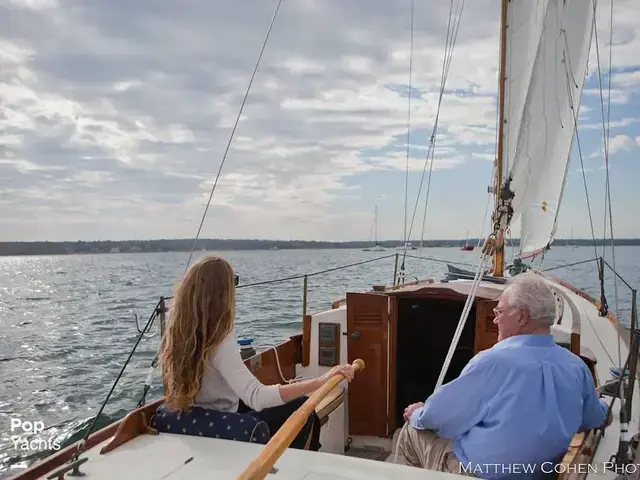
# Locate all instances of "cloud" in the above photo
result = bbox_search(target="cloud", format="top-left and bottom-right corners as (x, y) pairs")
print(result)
(613, 70), (640, 89)
(587, 133), (634, 160)
(580, 117), (639, 130)
(608, 134), (633, 155)
(1, 0), (638, 241)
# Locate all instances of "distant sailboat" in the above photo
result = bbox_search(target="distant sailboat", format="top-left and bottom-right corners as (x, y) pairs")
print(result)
(363, 205), (385, 252)
(460, 229), (474, 251)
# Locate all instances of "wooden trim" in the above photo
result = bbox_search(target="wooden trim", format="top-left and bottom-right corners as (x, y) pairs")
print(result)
(579, 346), (598, 385)
(302, 314), (312, 367)
(245, 336), (302, 384)
(388, 295), (398, 436)
(558, 430), (599, 480)
(384, 278), (433, 292)
(100, 410), (158, 454)
(12, 399), (164, 480)
(474, 299), (499, 354)
(331, 298), (344, 309)
(571, 332), (581, 357)
(388, 285), (501, 303)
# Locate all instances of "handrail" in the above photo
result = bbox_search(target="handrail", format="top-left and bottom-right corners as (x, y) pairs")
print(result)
(237, 359), (365, 480)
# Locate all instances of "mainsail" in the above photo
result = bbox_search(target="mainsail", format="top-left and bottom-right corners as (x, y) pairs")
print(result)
(499, 0), (595, 258)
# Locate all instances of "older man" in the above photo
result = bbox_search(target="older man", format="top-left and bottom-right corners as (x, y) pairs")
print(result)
(396, 272), (611, 478)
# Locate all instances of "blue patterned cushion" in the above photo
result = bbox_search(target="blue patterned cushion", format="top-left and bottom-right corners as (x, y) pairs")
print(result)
(150, 403), (270, 444)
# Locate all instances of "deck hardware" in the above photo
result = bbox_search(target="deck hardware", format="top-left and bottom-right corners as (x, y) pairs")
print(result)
(46, 457), (88, 479)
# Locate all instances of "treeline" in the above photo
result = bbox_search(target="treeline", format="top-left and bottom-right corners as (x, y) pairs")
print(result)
(0, 238), (639, 257)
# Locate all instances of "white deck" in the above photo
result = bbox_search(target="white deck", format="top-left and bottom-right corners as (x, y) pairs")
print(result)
(75, 434), (462, 479)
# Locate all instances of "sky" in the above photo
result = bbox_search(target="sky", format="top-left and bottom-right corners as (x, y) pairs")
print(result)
(1, 0), (638, 243)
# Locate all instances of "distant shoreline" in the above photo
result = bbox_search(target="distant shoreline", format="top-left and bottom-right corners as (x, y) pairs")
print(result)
(1, 238), (639, 257)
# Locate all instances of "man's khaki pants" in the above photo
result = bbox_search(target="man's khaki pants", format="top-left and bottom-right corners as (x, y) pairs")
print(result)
(396, 422), (475, 476)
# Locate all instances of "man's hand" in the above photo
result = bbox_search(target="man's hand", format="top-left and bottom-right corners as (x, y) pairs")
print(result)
(403, 402), (425, 422)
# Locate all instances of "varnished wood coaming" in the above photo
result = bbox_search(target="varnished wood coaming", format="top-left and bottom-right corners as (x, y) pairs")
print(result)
(12, 335), (303, 480)
(474, 299), (499, 353)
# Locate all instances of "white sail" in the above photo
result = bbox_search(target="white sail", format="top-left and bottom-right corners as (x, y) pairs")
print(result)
(501, 0), (595, 258)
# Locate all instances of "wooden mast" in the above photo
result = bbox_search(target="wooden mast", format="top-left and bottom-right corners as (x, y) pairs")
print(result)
(492, 0), (509, 277)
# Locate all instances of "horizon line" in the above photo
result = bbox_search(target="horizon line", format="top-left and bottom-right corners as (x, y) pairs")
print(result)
(2, 237), (640, 243)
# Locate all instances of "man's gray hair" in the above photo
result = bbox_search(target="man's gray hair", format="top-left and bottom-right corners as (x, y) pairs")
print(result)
(504, 272), (557, 327)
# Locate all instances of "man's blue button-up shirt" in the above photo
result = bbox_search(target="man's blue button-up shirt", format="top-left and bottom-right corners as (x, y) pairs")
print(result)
(409, 334), (608, 478)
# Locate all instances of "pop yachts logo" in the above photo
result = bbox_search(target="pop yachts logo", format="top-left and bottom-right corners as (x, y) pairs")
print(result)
(10, 418), (61, 452)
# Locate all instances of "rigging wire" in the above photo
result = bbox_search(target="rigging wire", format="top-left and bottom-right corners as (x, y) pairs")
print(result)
(183, 0), (285, 275)
(71, 298), (164, 461)
(476, 161), (496, 249)
(562, 38), (599, 264)
(592, 0), (621, 369)
(402, 0), (415, 252)
(402, 0), (465, 279)
(157, 253), (478, 303)
(136, 0), (286, 406)
(473, 79), (499, 253)
(134, 0), (287, 410)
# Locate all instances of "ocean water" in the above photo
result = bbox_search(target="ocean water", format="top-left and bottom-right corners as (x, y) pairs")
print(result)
(0, 246), (638, 478)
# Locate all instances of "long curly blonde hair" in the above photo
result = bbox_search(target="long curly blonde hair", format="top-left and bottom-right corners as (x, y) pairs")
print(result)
(159, 255), (236, 411)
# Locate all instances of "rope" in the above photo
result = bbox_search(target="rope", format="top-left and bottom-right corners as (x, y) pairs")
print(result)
(257, 344), (313, 384)
(435, 239), (494, 390)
